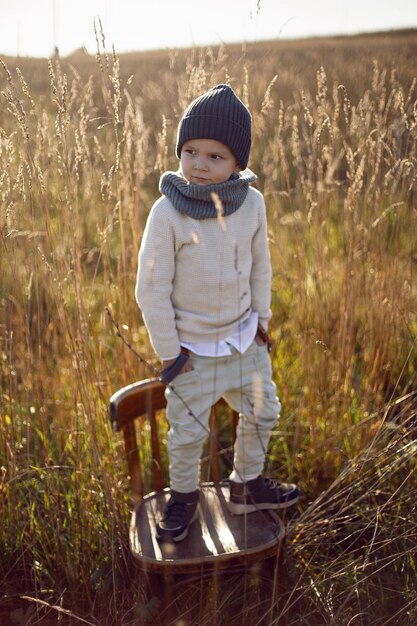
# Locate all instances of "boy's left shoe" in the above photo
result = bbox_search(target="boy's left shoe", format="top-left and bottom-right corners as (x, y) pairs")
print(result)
(228, 475), (299, 515)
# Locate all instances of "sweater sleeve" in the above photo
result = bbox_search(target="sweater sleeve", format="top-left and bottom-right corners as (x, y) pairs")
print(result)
(250, 194), (272, 331)
(135, 202), (181, 360)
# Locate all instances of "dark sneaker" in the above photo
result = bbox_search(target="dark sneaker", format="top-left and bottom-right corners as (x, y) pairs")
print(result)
(156, 489), (200, 542)
(228, 475), (299, 515)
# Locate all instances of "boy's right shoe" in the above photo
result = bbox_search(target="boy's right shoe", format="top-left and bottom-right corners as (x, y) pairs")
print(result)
(156, 489), (200, 542)
(228, 475), (299, 515)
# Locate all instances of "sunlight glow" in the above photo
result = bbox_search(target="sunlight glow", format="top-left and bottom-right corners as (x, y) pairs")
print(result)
(0, 0), (416, 58)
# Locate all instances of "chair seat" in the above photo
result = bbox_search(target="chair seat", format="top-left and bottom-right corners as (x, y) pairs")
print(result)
(130, 482), (285, 574)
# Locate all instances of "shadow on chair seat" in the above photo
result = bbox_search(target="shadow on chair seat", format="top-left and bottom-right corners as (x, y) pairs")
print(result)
(130, 483), (285, 574)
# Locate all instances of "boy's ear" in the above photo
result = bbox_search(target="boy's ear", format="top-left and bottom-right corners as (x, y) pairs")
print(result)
(234, 162), (242, 173)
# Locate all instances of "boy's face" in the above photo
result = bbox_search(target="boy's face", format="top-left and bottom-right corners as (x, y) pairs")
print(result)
(180, 138), (240, 185)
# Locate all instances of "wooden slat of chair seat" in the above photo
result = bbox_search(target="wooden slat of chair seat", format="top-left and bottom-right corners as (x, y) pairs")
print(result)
(110, 377), (286, 573)
(130, 483), (285, 574)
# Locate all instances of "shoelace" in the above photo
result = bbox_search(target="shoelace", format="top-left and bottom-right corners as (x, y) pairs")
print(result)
(262, 477), (285, 491)
(163, 499), (190, 523)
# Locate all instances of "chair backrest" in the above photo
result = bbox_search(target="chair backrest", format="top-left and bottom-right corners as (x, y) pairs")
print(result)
(110, 378), (238, 500)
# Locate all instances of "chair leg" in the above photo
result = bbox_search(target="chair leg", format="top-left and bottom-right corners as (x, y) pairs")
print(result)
(134, 549), (288, 624)
(134, 569), (181, 624)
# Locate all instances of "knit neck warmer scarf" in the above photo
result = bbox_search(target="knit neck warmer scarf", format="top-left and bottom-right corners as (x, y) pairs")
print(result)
(159, 169), (257, 219)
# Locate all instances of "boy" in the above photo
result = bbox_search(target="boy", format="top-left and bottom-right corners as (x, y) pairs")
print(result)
(136, 84), (299, 542)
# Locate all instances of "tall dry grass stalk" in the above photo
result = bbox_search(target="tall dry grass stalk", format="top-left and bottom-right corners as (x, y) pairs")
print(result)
(0, 29), (416, 624)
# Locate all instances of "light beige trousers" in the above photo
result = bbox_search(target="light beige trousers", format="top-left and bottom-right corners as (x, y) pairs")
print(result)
(165, 340), (281, 493)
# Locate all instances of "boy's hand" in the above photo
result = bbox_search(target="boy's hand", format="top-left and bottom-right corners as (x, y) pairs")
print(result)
(162, 357), (192, 375)
(255, 325), (272, 351)
(159, 351), (192, 385)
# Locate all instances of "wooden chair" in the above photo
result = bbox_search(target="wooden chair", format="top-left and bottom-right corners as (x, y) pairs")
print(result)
(110, 377), (286, 576)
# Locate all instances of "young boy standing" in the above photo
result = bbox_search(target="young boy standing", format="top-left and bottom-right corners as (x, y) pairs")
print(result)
(136, 84), (299, 542)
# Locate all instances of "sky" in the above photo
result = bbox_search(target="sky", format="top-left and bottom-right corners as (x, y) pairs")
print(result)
(0, 0), (416, 58)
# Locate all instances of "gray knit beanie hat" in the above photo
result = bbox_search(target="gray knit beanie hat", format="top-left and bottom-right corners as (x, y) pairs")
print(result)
(176, 84), (252, 169)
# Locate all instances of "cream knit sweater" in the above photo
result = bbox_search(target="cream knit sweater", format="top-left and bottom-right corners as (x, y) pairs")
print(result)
(135, 186), (272, 360)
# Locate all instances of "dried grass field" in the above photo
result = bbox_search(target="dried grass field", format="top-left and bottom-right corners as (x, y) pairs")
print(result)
(1, 28), (417, 625)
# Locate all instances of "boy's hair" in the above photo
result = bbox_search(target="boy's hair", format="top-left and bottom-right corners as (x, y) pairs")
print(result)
(176, 84), (252, 170)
